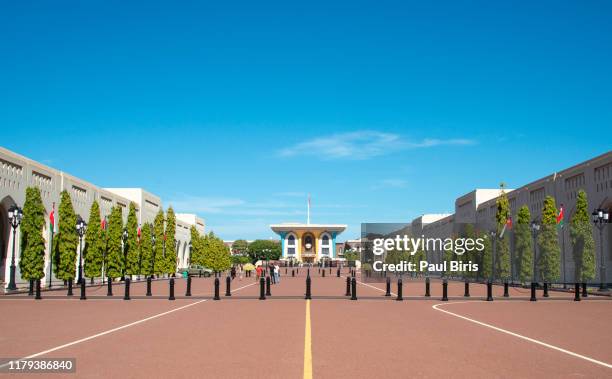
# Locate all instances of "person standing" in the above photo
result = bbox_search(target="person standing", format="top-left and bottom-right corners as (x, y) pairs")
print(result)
(274, 264), (280, 283)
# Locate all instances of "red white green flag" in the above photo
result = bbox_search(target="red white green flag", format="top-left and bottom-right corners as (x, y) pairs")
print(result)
(557, 206), (564, 228)
(499, 216), (512, 238)
(49, 202), (56, 233)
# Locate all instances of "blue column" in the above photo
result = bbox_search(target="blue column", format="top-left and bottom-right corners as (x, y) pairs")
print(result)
(279, 232), (287, 259)
(331, 232), (337, 259)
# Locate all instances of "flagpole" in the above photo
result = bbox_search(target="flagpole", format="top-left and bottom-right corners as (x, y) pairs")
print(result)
(48, 225), (54, 288)
(307, 195), (311, 225)
(48, 203), (55, 288)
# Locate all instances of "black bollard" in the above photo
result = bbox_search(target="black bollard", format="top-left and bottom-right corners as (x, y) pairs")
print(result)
(259, 277), (266, 300)
(124, 278), (131, 300)
(486, 281), (493, 301)
(80, 279), (86, 300)
(543, 283), (549, 297)
(530, 282), (537, 301)
(146, 277), (152, 296)
(582, 283), (588, 298)
(503, 281), (509, 297)
(305, 276), (312, 300)
(464, 281), (470, 297)
(322, 270), (325, 278)
(329, 267), (332, 275)
(297, 268), (299, 275)
(185, 276), (192, 296)
(337, 268), (340, 277)
(574, 283), (581, 301)
(345, 276), (351, 296)
(385, 277), (391, 297)
(442, 279), (449, 301)
(292, 269), (295, 277)
(425, 277), (431, 297)
(266, 276), (271, 296)
(29, 279), (34, 296)
(225, 276), (232, 296)
(67, 279), (73, 296)
(396, 278), (403, 301)
(169, 278), (176, 300)
(213, 277), (220, 300)
(35, 279), (41, 300)
(107, 278), (113, 296)
(285, 268), (287, 275)
(350, 277), (357, 300)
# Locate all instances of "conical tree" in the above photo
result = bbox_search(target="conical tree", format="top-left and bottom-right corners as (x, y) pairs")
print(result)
(202, 232), (231, 272)
(570, 190), (596, 282)
(125, 202), (140, 276)
(19, 187), (46, 281)
(538, 196), (561, 283)
(105, 206), (124, 279)
(412, 248), (426, 276)
(84, 200), (104, 280)
(53, 191), (78, 282)
(189, 225), (202, 266)
(442, 236), (455, 278)
(165, 207), (177, 275)
(495, 183), (511, 280)
(480, 230), (492, 280)
(515, 205), (533, 284)
(458, 224), (476, 279)
(153, 210), (165, 276)
(139, 223), (153, 276)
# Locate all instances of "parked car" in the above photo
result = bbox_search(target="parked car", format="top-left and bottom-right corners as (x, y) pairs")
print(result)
(184, 264), (213, 277)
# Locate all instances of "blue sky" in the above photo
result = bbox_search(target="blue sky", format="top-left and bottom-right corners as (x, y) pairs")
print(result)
(1, 1), (611, 240)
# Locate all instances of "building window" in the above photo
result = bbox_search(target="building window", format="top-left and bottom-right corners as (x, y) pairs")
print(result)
(287, 234), (296, 255)
(320, 234), (330, 255)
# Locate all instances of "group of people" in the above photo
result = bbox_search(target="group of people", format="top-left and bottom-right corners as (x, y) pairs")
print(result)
(255, 263), (281, 284)
(229, 263), (281, 284)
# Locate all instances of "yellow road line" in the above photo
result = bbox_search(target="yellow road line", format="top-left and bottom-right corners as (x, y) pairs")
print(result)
(303, 299), (313, 379)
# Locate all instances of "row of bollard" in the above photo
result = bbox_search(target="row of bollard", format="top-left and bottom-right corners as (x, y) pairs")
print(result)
(33, 273), (588, 302)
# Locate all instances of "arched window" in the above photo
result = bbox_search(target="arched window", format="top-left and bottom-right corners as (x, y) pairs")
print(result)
(286, 234), (296, 255)
(320, 233), (331, 255)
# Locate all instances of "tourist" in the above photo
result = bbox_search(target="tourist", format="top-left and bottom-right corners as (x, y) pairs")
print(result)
(274, 264), (280, 283)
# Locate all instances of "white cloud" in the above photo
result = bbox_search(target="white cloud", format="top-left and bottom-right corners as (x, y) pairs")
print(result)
(371, 179), (408, 190)
(278, 131), (475, 160)
(168, 196), (245, 214)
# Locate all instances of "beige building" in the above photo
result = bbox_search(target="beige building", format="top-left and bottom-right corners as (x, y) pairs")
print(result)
(0, 147), (205, 288)
(414, 151), (612, 282)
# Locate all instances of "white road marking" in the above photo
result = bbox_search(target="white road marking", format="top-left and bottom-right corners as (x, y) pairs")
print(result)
(432, 301), (612, 369)
(0, 281), (257, 367)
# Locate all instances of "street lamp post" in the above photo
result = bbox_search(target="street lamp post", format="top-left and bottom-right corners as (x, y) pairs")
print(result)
(188, 241), (192, 267)
(592, 208), (610, 291)
(122, 228), (128, 281)
(489, 230), (497, 283)
(531, 221), (540, 283)
(101, 216), (108, 284)
(137, 231), (142, 281)
(151, 234), (156, 279)
(7, 205), (23, 291)
(76, 216), (87, 285)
